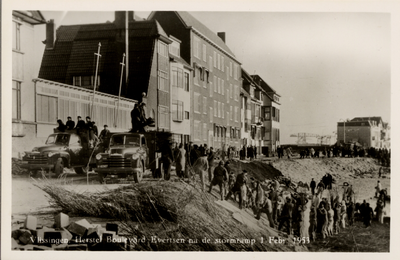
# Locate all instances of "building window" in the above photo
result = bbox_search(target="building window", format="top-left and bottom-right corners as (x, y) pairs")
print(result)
(234, 64), (238, 80)
(218, 102), (221, 118)
(203, 97), (207, 114)
(230, 84), (233, 99)
(235, 107), (239, 122)
(172, 67), (183, 89)
(172, 100), (184, 122)
(234, 85), (239, 101)
(158, 106), (169, 129)
(210, 107), (213, 122)
(13, 21), (21, 51)
(194, 120), (201, 141)
(12, 80), (21, 120)
(158, 42), (168, 57)
(185, 111), (190, 119)
(222, 56), (225, 72)
(214, 76), (217, 92)
(222, 80), (224, 95)
(194, 92), (201, 114)
(37, 94), (58, 123)
(184, 72), (189, 92)
(214, 101), (217, 117)
(158, 71), (169, 92)
(169, 40), (180, 57)
(230, 62), (233, 77)
(194, 68), (199, 86)
(203, 44), (207, 61)
(213, 51), (217, 67)
(203, 123), (207, 141)
(217, 53), (221, 70)
(194, 36), (201, 59)
(264, 107), (270, 120)
(230, 106), (233, 121)
(222, 103), (225, 119)
(209, 56), (213, 72)
(210, 81), (213, 97)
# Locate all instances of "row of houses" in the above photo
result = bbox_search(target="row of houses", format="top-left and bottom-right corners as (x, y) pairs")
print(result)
(12, 10), (281, 158)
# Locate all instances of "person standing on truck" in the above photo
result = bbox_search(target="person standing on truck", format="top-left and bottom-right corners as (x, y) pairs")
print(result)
(66, 116), (75, 130)
(75, 116), (86, 134)
(161, 141), (174, 181)
(131, 102), (147, 133)
(56, 119), (67, 132)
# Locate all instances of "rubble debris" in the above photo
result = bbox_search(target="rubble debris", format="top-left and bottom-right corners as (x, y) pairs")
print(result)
(55, 213), (69, 228)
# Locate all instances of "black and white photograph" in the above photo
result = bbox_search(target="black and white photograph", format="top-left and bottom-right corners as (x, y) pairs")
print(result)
(2, 0), (399, 258)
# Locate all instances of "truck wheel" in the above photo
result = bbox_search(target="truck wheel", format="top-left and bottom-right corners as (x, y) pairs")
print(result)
(74, 167), (88, 175)
(29, 170), (39, 178)
(54, 158), (64, 177)
(133, 161), (144, 183)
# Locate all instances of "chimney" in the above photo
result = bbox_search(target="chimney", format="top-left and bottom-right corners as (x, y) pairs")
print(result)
(217, 32), (226, 43)
(46, 19), (55, 49)
(114, 11), (135, 29)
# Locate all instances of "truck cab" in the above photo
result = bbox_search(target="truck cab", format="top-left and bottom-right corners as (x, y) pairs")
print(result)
(94, 132), (149, 183)
(20, 131), (103, 177)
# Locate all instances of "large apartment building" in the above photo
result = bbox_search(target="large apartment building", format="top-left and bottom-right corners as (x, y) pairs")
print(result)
(38, 12), (195, 141)
(149, 11), (242, 150)
(252, 75), (281, 155)
(337, 117), (390, 149)
(12, 11), (46, 157)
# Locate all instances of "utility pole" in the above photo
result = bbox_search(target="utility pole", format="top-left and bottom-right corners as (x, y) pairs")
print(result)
(90, 42), (101, 119)
(114, 53), (126, 128)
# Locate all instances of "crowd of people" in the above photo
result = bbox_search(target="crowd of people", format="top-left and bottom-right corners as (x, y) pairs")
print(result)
(55, 115), (112, 149)
(177, 149), (389, 240)
(277, 145), (390, 167)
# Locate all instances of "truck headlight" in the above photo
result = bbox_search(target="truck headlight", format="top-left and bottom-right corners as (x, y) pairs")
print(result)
(132, 153), (140, 160)
(96, 154), (102, 160)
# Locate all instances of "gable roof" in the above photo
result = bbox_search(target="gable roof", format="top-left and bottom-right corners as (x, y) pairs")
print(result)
(148, 11), (237, 61)
(174, 11), (235, 57)
(351, 117), (384, 124)
(13, 11), (46, 24)
(252, 74), (280, 97)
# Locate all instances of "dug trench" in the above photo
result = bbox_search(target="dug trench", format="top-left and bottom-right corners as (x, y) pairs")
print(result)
(11, 157), (390, 251)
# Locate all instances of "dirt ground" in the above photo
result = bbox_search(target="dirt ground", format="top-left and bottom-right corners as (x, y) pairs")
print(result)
(10, 156), (390, 252)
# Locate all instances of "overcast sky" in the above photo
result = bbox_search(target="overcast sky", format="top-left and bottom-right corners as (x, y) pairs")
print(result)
(35, 10), (391, 144)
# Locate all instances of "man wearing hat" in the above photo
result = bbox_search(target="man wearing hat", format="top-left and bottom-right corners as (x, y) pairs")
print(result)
(225, 170), (248, 209)
(131, 102), (147, 132)
(99, 125), (110, 148)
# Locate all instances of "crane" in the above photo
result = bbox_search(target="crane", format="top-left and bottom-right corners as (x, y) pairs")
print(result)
(290, 133), (320, 145)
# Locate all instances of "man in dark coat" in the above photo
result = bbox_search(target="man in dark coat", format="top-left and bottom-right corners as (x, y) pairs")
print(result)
(65, 116), (75, 130)
(209, 161), (229, 200)
(363, 203), (374, 227)
(56, 119), (67, 132)
(75, 116), (86, 134)
(225, 170), (248, 209)
(278, 197), (294, 235)
(161, 141), (174, 181)
(207, 147), (215, 183)
(99, 125), (110, 148)
(131, 102), (147, 132)
(310, 178), (316, 195)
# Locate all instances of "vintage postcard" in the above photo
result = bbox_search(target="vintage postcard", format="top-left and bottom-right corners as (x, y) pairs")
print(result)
(2, 0), (399, 259)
